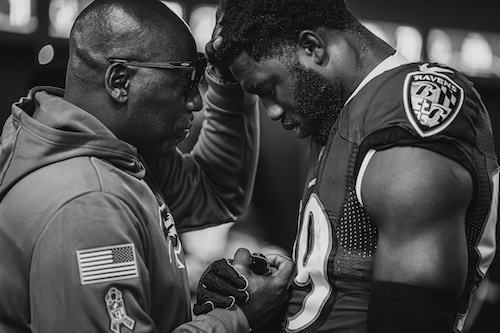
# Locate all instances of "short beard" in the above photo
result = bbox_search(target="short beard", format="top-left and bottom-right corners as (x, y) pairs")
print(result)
(293, 65), (343, 146)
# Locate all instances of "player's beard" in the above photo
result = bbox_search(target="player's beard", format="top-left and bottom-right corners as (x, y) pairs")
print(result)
(292, 65), (343, 146)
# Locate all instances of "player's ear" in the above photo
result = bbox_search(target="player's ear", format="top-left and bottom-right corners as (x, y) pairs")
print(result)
(297, 30), (327, 65)
(105, 63), (130, 103)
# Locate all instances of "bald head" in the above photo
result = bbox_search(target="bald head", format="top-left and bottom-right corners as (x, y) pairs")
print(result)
(66, 0), (195, 91)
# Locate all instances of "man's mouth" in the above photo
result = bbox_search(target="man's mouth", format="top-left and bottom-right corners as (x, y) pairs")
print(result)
(281, 117), (299, 131)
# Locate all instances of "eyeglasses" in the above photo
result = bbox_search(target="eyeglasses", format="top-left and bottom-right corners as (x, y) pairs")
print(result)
(108, 52), (207, 88)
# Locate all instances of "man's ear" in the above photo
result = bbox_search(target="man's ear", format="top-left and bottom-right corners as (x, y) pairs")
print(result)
(297, 30), (327, 65)
(105, 63), (130, 103)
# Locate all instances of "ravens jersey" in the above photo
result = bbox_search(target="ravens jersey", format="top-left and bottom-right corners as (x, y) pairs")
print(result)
(285, 61), (499, 333)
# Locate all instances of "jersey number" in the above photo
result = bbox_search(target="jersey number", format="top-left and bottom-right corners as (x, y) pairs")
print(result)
(287, 193), (333, 332)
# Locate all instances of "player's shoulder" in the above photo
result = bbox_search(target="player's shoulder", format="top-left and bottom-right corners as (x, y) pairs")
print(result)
(380, 62), (471, 87)
(347, 61), (481, 142)
(397, 62), (473, 138)
(360, 61), (474, 105)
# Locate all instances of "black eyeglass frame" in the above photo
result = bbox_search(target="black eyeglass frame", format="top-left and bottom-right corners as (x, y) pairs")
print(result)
(108, 52), (207, 88)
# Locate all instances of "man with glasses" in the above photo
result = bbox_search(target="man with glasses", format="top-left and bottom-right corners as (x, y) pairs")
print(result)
(0, 0), (293, 332)
(108, 53), (207, 89)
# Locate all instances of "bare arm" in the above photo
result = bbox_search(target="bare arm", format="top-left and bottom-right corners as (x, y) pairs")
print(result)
(361, 146), (473, 296)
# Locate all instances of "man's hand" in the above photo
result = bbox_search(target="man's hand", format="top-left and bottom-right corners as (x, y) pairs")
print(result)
(232, 248), (294, 329)
(193, 258), (249, 315)
(194, 248), (294, 329)
(205, 0), (236, 82)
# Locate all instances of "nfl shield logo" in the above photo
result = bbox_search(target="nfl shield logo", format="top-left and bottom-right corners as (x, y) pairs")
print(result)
(403, 64), (464, 137)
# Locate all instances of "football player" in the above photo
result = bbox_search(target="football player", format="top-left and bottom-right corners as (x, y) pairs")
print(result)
(195, 0), (499, 332)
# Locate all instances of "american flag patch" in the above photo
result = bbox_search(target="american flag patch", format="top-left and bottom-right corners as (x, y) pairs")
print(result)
(76, 243), (139, 285)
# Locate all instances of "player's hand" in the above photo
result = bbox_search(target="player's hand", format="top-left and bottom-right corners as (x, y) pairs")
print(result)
(193, 258), (249, 315)
(230, 248), (294, 330)
(205, 0), (236, 82)
(192, 252), (273, 315)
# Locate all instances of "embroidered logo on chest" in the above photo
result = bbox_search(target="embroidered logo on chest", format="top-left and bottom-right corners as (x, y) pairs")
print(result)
(403, 64), (464, 137)
(159, 204), (185, 269)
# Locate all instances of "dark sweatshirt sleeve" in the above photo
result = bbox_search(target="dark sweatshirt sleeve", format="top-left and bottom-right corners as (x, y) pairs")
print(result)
(29, 193), (158, 332)
(148, 70), (260, 233)
(172, 307), (250, 333)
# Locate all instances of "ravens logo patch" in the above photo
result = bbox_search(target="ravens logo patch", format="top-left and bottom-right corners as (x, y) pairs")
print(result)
(403, 63), (464, 137)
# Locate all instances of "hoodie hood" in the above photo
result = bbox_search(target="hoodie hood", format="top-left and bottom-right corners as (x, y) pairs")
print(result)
(0, 86), (145, 200)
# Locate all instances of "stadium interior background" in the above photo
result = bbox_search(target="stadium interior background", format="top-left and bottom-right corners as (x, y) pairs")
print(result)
(1, 1), (498, 331)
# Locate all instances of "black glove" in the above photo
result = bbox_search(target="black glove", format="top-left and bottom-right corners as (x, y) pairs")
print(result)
(205, 0), (238, 83)
(193, 258), (249, 315)
(228, 249), (292, 330)
(193, 254), (272, 315)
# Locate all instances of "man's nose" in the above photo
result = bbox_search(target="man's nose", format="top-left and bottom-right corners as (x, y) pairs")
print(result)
(261, 99), (285, 121)
(187, 88), (203, 112)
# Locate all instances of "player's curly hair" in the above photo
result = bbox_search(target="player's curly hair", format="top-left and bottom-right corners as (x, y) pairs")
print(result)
(215, 0), (362, 64)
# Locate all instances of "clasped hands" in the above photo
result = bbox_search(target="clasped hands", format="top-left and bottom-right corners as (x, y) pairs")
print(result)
(198, 3), (295, 326)
(193, 248), (295, 330)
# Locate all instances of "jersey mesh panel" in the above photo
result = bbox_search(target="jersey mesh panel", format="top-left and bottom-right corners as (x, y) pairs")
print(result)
(332, 146), (378, 292)
(457, 104), (496, 315)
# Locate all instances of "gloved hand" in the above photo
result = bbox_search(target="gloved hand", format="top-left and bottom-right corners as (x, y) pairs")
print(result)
(194, 248), (295, 330)
(193, 258), (249, 315)
(193, 252), (271, 315)
(231, 248), (294, 330)
(205, 0), (237, 83)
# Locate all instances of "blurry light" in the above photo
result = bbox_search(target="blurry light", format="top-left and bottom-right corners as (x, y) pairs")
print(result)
(461, 33), (493, 72)
(189, 5), (217, 53)
(363, 22), (390, 44)
(49, 0), (79, 38)
(9, 0), (31, 27)
(395, 26), (422, 61)
(362, 21), (422, 61)
(427, 29), (453, 64)
(161, 1), (184, 19)
(38, 44), (55, 65)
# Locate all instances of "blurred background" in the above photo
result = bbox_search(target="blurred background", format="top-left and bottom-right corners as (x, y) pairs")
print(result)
(0, 0), (498, 331)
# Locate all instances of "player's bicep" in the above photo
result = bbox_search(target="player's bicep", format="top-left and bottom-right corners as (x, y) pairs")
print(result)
(30, 193), (154, 332)
(360, 146), (473, 295)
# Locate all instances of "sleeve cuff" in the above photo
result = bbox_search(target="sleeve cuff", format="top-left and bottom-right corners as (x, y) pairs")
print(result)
(203, 305), (251, 333)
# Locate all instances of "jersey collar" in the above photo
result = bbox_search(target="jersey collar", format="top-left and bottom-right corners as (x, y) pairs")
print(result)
(344, 51), (410, 106)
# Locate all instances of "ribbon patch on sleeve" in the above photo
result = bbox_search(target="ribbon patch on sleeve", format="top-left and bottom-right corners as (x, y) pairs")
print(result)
(105, 287), (135, 333)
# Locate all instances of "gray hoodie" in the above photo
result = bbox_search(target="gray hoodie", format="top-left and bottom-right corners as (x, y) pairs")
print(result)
(0, 78), (259, 333)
